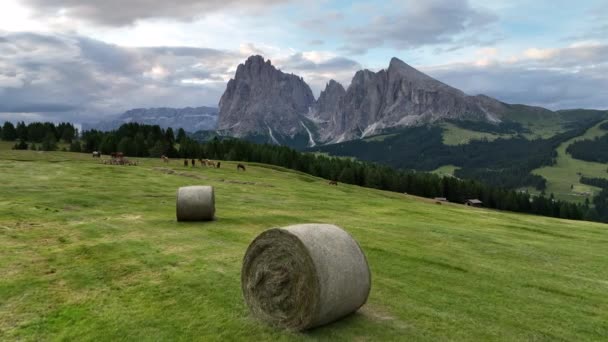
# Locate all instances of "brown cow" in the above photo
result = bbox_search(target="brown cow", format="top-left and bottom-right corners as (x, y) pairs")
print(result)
(328, 180), (338, 186)
(216, 162), (221, 169)
(237, 163), (246, 171)
(183, 159), (188, 167)
(161, 155), (169, 163)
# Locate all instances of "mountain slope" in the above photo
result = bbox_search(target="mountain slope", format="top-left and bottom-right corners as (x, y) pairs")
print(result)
(1, 146), (607, 340)
(217, 55), (316, 142)
(84, 107), (218, 132)
(312, 58), (509, 142)
(217, 56), (532, 145)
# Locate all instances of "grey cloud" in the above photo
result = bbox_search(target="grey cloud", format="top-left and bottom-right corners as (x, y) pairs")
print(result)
(23, 0), (294, 26)
(342, 0), (497, 54)
(0, 32), (240, 123)
(0, 103), (78, 113)
(275, 53), (362, 96)
(278, 53), (360, 72)
(299, 12), (345, 31)
(423, 44), (608, 110)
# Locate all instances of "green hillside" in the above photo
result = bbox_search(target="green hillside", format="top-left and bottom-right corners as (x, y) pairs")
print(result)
(532, 120), (608, 203)
(1, 148), (607, 341)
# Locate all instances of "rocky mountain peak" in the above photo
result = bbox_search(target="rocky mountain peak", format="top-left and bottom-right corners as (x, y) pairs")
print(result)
(217, 55), (315, 139)
(217, 55), (509, 145)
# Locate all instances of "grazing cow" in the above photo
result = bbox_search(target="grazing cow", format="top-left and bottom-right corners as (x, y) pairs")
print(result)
(92, 151), (101, 158)
(237, 163), (246, 171)
(216, 162), (221, 169)
(329, 180), (338, 186)
(198, 159), (205, 166)
(183, 159), (188, 167)
(110, 152), (124, 160)
(161, 155), (169, 163)
(191, 159), (195, 167)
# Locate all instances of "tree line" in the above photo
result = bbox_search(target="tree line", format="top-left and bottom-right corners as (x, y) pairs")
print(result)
(309, 125), (593, 190)
(566, 132), (608, 163)
(2, 121), (77, 151)
(4, 121), (604, 223)
(580, 177), (608, 222)
(70, 123), (595, 223)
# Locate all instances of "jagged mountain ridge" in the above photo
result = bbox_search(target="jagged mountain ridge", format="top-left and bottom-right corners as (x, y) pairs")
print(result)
(217, 55), (316, 143)
(83, 106), (218, 132)
(217, 55), (510, 146)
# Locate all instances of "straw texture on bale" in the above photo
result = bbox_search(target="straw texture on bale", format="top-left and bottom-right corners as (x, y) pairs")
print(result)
(241, 224), (371, 330)
(176, 186), (215, 221)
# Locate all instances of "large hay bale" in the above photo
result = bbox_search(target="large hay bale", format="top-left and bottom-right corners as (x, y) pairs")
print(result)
(241, 224), (371, 330)
(176, 186), (215, 221)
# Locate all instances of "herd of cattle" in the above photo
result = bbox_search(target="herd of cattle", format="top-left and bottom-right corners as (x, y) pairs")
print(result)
(90, 152), (342, 184)
(92, 151), (248, 171)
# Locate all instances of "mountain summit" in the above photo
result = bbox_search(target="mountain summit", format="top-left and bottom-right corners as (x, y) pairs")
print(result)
(217, 55), (316, 142)
(310, 57), (508, 142)
(218, 56), (510, 145)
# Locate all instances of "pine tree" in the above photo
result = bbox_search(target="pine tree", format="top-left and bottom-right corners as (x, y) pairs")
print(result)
(165, 127), (175, 145)
(41, 132), (58, 151)
(16, 121), (28, 140)
(69, 140), (82, 153)
(1, 122), (17, 141)
(177, 128), (187, 142)
(12, 139), (28, 150)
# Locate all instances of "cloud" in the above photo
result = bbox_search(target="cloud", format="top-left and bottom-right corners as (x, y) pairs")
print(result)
(341, 0), (498, 54)
(22, 0), (294, 26)
(0, 33), (361, 123)
(274, 52), (362, 95)
(0, 32), (241, 123)
(423, 43), (608, 110)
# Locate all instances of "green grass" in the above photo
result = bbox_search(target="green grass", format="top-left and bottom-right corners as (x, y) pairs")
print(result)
(430, 164), (460, 177)
(533, 120), (608, 203)
(1, 148), (608, 341)
(505, 107), (566, 139)
(441, 123), (513, 145)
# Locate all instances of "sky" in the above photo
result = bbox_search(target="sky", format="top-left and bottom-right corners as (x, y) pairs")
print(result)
(0, 0), (607, 124)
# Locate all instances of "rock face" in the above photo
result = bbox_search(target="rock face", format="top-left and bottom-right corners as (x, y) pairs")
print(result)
(217, 55), (315, 141)
(218, 55), (509, 145)
(309, 80), (346, 142)
(314, 58), (508, 142)
(83, 106), (218, 132)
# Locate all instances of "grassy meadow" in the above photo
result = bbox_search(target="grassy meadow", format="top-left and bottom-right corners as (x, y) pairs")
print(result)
(1, 147), (608, 341)
(533, 120), (608, 202)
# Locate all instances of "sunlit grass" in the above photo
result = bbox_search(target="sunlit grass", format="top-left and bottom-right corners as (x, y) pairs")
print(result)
(1, 147), (607, 340)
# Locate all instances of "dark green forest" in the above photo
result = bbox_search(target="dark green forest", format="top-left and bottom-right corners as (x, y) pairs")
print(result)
(2, 121), (76, 151)
(580, 177), (608, 222)
(309, 124), (596, 190)
(567, 132), (608, 163)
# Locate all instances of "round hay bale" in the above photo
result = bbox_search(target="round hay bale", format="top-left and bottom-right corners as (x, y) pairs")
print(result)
(176, 186), (215, 221)
(241, 224), (371, 330)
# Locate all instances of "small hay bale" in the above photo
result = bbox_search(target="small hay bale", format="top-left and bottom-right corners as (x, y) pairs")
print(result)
(176, 186), (215, 221)
(241, 224), (371, 331)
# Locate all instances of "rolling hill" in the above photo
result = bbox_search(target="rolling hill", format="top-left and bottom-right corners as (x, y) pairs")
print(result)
(1, 147), (607, 340)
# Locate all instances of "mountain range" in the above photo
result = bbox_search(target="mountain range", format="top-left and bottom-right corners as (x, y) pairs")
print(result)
(216, 55), (534, 147)
(86, 55), (598, 150)
(83, 106), (218, 132)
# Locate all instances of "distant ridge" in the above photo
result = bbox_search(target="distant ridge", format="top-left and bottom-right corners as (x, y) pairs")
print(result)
(83, 106), (218, 132)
